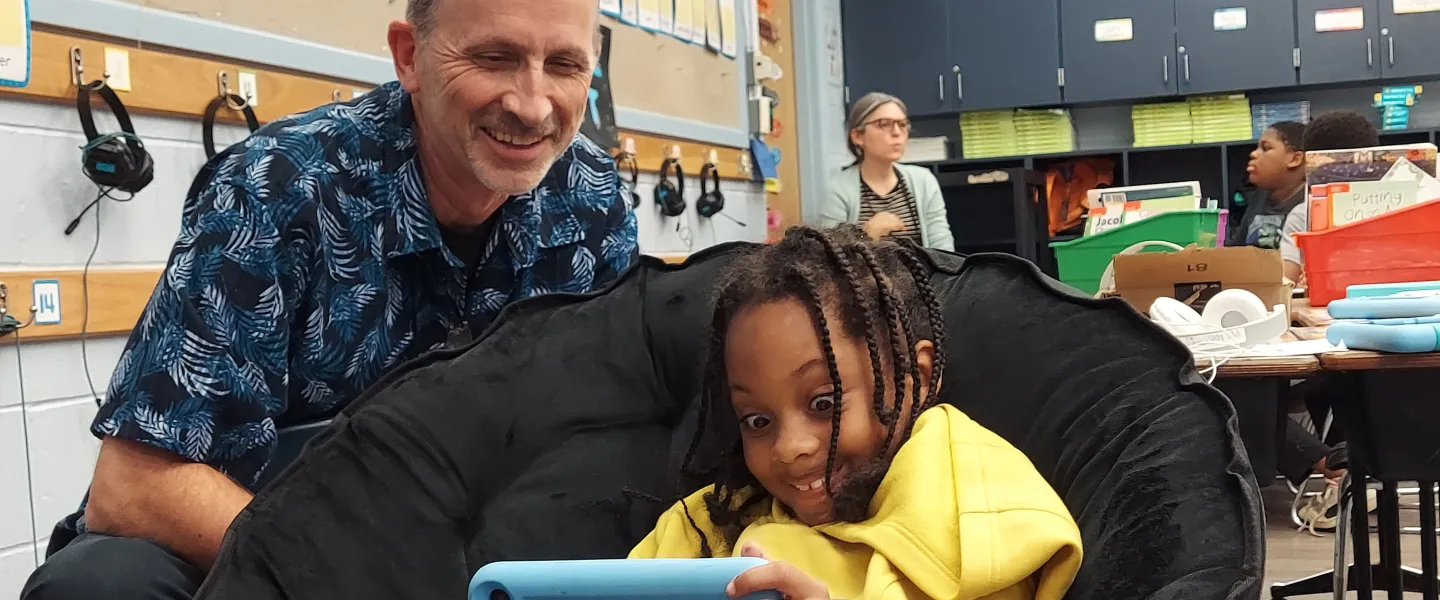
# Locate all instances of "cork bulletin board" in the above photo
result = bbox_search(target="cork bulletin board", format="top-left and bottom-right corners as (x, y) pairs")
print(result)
(119, 0), (745, 131)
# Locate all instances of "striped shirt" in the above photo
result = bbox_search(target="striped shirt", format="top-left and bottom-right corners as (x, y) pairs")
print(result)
(858, 169), (922, 244)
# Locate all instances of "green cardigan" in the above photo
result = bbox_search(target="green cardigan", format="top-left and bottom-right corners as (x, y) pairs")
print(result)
(817, 163), (955, 252)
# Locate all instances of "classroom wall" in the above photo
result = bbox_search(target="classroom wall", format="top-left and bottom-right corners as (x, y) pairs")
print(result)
(0, 89), (764, 599)
(792, 0), (852, 224)
(0, 95), (248, 597)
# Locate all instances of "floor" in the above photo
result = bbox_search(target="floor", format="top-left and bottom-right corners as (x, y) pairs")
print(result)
(1262, 483), (1433, 599)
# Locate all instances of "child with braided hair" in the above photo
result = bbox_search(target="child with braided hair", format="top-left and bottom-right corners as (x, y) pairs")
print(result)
(629, 225), (1083, 600)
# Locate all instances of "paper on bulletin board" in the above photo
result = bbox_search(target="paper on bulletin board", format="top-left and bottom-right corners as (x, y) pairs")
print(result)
(1093, 18), (1134, 42)
(0, 0), (29, 87)
(620, 0), (638, 24)
(1315, 7), (1365, 32)
(673, 0), (694, 42)
(1394, 0), (1440, 13)
(1213, 7), (1247, 31)
(600, 0), (621, 17)
(704, 0), (722, 51)
(689, 0), (707, 44)
(719, 0), (738, 57)
(638, 0), (661, 31)
(658, 0), (675, 35)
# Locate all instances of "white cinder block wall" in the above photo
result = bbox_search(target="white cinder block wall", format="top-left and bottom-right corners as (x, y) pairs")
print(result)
(0, 93), (766, 597)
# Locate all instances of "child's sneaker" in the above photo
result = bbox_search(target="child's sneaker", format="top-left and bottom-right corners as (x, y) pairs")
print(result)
(1298, 479), (1377, 536)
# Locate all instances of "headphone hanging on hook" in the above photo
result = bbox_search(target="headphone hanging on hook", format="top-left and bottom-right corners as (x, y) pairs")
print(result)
(654, 157), (687, 218)
(696, 160), (747, 227)
(616, 151), (640, 209)
(70, 75), (153, 236)
(202, 72), (260, 159)
(76, 77), (153, 195)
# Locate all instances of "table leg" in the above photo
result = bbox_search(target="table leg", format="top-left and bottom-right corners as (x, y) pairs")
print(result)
(1421, 481), (1438, 600)
(1380, 480), (1404, 600)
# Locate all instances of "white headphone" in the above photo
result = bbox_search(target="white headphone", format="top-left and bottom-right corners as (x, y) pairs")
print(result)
(1149, 289), (1290, 349)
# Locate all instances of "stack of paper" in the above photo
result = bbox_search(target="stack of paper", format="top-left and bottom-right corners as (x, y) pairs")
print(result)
(1132, 102), (1193, 147)
(959, 110), (1018, 159)
(1251, 101), (1311, 139)
(1188, 95), (1253, 143)
(1012, 109), (1075, 155)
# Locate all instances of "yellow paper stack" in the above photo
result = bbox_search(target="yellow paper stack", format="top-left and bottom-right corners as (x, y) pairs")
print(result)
(1013, 109), (1075, 155)
(1188, 95), (1253, 143)
(1131, 102), (1193, 147)
(959, 110), (1019, 159)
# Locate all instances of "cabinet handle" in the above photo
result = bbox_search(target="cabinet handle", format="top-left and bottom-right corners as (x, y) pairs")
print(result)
(1367, 38), (1373, 67)
(1163, 55), (1169, 84)
(1389, 36), (1395, 66)
(1183, 54), (1191, 83)
(956, 72), (963, 102)
(938, 75), (945, 103)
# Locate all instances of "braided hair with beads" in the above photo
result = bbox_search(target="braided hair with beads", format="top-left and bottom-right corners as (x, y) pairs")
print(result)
(678, 223), (948, 557)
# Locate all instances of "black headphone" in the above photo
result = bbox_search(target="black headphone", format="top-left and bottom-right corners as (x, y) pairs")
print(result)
(617, 152), (640, 209)
(696, 161), (748, 226)
(77, 81), (153, 194)
(654, 158), (686, 217)
(202, 93), (260, 159)
(696, 162), (725, 218)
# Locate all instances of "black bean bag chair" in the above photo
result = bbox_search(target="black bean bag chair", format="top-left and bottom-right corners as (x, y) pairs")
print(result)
(194, 245), (1264, 600)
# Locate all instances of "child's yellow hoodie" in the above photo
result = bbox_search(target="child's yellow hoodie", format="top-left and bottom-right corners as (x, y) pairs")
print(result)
(629, 404), (1083, 600)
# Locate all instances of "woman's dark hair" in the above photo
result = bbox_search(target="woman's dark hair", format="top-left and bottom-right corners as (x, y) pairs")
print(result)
(678, 224), (948, 556)
(1303, 111), (1381, 151)
(1268, 121), (1307, 152)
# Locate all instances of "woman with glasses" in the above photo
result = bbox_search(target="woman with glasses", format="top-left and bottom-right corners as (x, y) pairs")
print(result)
(819, 92), (954, 251)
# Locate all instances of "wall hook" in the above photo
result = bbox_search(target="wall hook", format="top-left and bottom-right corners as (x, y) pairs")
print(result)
(217, 71), (248, 109)
(70, 47), (108, 90)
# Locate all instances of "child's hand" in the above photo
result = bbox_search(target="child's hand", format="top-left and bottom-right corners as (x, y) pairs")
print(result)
(726, 542), (831, 600)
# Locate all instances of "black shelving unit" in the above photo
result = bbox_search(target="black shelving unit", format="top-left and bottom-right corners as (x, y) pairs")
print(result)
(932, 167), (1053, 276)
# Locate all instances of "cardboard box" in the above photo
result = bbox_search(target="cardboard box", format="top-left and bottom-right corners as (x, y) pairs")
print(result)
(1110, 246), (1292, 316)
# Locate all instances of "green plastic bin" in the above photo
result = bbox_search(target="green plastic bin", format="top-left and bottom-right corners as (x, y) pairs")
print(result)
(1049, 209), (1224, 295)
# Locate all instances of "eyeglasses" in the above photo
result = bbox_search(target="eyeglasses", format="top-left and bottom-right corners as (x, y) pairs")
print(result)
(860, 118), (911, 133)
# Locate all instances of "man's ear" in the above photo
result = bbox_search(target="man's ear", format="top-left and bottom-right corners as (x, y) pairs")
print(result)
(389, 21), (422, 93)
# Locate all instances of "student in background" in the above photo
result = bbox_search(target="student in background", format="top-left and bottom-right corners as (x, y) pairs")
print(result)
(1279, 111), (1381, 285)
(1228, 122), (1308, 250)
(820, 93), (955, 251)
(1277, 111), (1381, 532)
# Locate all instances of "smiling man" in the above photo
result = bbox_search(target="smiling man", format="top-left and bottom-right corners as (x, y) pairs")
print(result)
(20, 1), (636, 599)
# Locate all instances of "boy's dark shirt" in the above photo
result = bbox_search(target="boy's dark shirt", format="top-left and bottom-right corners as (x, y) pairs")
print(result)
(1231, 187), (1304, 249)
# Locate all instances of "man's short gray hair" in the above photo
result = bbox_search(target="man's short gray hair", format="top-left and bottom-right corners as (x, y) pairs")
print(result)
(408, 0), (602, 47)
(408, 0), (438, 39)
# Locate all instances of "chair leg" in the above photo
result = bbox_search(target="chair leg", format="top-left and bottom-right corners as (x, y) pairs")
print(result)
(1420, 481), (1438, 600)
(1335, 472), (1352, 600)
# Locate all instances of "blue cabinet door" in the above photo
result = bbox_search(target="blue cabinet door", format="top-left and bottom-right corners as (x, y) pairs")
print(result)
(1176, 0), (1299, 94)
(1379, 4), (1440, 80)
(841, 0), (951, 116)
(1060, 0), (1178, 103)
(950, 0), (1063, 111)
(1297, 0), (1381, 84)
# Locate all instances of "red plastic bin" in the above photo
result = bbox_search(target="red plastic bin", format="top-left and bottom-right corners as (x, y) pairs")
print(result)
(1294, 200), (1440, 306)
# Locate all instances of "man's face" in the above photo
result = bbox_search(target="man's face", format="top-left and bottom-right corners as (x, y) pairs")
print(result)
(401, 0), (597, 196)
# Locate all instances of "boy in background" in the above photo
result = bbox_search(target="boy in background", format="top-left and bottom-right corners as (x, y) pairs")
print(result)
(1279, 112), (1382, 285)
(1230, 122), (1309, 250)
(1280, 110), (1382, 531)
